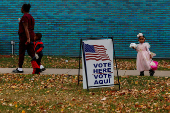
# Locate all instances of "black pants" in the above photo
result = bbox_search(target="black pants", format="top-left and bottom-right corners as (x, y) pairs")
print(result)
(19, 33), (35, 68)
(32, 54), (43, 65)
(19, 42), (35, 68)
(36, 55), (43, 66)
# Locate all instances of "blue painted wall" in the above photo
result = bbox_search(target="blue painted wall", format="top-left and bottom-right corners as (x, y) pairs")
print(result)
(0, 0), (170, 58)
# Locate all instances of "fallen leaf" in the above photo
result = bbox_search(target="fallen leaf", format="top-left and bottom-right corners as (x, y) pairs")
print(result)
(22, 110), (26, 113)
(101, 97), (107, 101)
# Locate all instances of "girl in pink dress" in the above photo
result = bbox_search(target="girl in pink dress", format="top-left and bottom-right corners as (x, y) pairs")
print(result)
(133, 33), (155, 76)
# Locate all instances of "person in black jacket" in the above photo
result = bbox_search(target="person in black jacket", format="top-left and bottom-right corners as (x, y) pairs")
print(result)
(31, 33), (44, 74)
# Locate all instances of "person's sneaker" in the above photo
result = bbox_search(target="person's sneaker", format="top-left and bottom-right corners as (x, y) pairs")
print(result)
(149, 70), (155, 76)
(35, 68), (41, 74)
(139, 71), (144, 76)
(12, 68), (23, 73)
(40, 68), (46, 72)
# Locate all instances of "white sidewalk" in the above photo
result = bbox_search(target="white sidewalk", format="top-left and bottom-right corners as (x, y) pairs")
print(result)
(0, 68), (169, 77)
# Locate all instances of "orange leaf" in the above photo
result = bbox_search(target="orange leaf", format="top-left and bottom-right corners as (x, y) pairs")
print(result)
(22, 110), (25, 113)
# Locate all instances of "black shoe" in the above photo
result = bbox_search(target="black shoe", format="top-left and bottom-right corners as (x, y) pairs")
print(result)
(149, 70), (155, 76)
(35, 68), (40, 74)
(40, 68), (46, 72)
(139, 71), (144, 76)
(12, 68), (23, 73)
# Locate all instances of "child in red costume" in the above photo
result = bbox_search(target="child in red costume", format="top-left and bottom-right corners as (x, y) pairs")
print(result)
(31, 33), (44, 74)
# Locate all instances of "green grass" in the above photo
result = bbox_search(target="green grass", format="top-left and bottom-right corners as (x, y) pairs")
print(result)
(0, 55), (169, 112)
(0, 55), (80, 69)
(0, 74), (169, 113)
(0, 55), (170, 71)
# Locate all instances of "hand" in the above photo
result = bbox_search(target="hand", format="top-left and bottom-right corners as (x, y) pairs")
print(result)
(27, 38), (30, 44)
(25, 39), (30, 45)
(35, 53), (39, 59)
(132, 47), (136, 50)
(18, 18), (20, 24)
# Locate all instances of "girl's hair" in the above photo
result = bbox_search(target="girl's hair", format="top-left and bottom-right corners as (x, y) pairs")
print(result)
(35, 33), (42, 40)
(138, 35), (145, 40)
(22, 4), (31, 12)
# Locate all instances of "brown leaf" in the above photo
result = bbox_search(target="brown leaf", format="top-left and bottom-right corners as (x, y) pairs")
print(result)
(165, 105), (170, 110)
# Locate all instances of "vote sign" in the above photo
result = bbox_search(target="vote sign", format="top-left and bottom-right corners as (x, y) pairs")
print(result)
(82, 39), (114, 89)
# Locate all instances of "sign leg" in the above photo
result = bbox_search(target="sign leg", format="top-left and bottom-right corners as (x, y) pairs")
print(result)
(112, 37), (120, 90)
(78, 39), (82, 85)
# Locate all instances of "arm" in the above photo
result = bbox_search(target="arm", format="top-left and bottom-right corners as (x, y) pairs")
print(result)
(35, 42), (44, 53)
(23, 22), (30, 44)
(146, 45), (152, 58)
(36, 47), (43, 53)
(132, 46), (138, 52)
(146, 45), (151, 54)
(132, 47), (137, 51)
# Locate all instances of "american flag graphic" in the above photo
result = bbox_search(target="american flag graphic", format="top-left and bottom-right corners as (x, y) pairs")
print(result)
(84, 43), (111, 61)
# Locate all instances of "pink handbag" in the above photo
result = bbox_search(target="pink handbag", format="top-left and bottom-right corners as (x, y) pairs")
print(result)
(150, 61), (158, 70)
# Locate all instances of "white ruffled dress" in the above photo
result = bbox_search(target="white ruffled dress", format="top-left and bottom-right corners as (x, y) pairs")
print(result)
(136, 42), (152, 71)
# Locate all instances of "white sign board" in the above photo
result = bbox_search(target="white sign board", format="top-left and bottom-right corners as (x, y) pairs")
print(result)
(82, 39), (114, 89)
